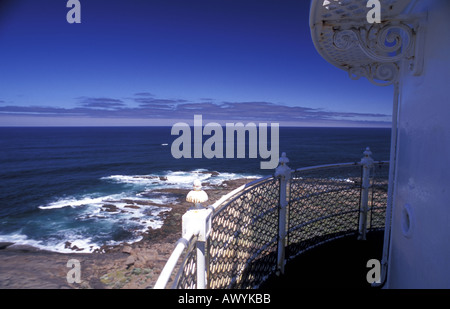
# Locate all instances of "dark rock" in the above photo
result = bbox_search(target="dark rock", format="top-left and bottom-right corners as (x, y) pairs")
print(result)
(4, 244), (42, 252)
(0, 242), (14, 250)
(102, 204), (119, 212)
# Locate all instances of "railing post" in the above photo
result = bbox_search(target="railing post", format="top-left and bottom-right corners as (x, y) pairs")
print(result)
(358, 147), (374, 240)
(184, 180), (212, 289)
(274, 152), (291, 275)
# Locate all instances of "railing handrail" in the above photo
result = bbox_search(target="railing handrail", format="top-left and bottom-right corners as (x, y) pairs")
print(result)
(293, 160), (389, 173)
(207, 160), (389, 217)
(208, 160), (389, 219)
(153, 232), (197, 289)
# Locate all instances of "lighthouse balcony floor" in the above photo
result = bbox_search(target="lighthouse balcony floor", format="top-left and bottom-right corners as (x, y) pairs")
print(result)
(260, 230), (384, 289)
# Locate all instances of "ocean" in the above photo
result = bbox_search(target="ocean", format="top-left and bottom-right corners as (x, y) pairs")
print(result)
(0, 126), (390, 253)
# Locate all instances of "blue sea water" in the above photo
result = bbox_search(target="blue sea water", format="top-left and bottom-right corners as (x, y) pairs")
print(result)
(0, 126), (390, 252)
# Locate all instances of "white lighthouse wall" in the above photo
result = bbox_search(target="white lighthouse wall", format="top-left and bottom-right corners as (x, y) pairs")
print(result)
(386, 0), (450, 288)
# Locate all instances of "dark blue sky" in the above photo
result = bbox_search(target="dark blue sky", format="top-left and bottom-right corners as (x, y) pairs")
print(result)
(0, 0), (393, 126)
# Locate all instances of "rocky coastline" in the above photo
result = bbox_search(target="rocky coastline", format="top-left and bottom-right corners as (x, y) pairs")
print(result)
(0, 177), (257, 289)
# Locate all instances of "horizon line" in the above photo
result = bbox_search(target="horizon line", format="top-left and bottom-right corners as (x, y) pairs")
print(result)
(0, 124), (392, 129)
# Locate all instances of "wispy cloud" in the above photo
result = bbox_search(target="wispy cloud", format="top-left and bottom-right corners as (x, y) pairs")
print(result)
(77, 97), (126, 109)
(0, 94), (391, 126)
(134, 92), (155, 97)
(134, 98), (187, 107)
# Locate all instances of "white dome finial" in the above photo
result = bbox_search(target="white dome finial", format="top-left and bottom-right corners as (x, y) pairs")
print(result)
(186, 180), (208, 208)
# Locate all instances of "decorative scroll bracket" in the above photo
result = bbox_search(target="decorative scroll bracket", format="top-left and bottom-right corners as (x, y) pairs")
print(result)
(332, 15), (426, 86)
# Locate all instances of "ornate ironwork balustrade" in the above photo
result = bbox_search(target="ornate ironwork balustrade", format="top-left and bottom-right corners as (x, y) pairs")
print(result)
(154, 150), (389, 289)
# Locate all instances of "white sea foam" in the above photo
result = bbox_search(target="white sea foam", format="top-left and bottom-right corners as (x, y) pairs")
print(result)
(38, 196), (108, 210)
(48, 235), (99, 253)
(0, 233), (30, 245)
(31, 189), (172, 253)
(102, 169), (262, 190)
(0, 232), (94, 253)
(2, 202), (171, 253)
(13, 170), (260, 253)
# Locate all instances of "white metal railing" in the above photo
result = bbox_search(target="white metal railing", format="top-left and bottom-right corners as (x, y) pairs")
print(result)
(154, 148), (389, 289)
(153, 232), (197, 289)
(154, 175), (276, 289)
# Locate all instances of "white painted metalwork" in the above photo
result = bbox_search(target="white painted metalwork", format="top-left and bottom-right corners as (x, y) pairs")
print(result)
(182, 181), (212, 289)
(373, 81), (399, 287)
(382, 0), (450, 288)
(186, 179), (208, 209)
(153, 232), (195, 289)
(310, 0), (424, 86)
(308, 0), (450, 288)
(154, 149), (389, 289)
(181, 208), (212, 289)
(358, 147), (375, 240)
(274, 152), (292, 275)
